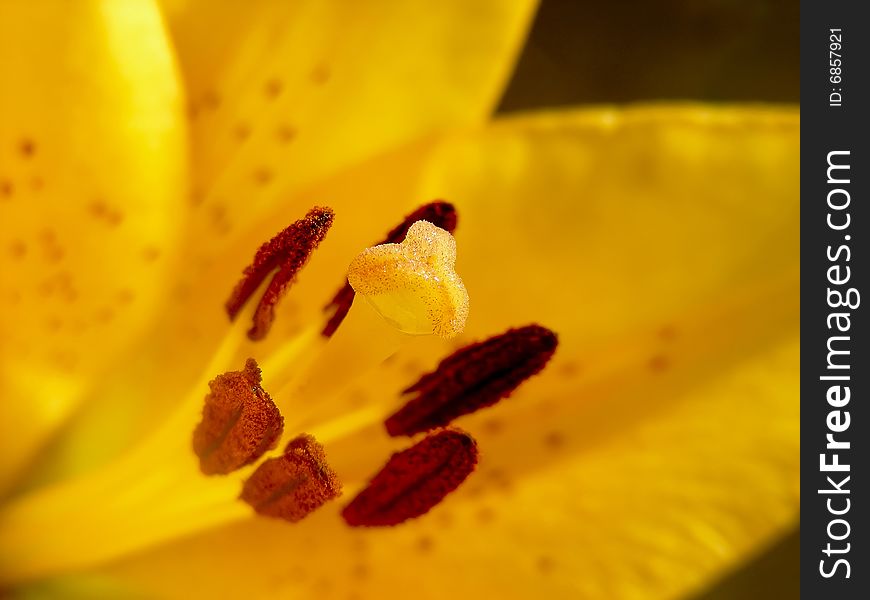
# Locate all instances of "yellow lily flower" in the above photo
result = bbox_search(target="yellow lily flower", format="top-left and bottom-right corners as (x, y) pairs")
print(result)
(0, 0), (798, 598)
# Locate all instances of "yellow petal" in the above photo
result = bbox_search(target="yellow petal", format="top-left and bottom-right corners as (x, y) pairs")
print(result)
(0, 0), (188, 492)
(231, 104), (800, 434)
(20, 0), (536, 482)
(159, 0), (537, 250)
(96, 327), (798, 600)
(35, 105), (798, 597)
(432, 106), (798, 341)
(29, 105), (797, 490)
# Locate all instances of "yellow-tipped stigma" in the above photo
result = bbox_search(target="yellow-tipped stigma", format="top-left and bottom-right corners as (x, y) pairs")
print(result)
(347, 221), (469, 338)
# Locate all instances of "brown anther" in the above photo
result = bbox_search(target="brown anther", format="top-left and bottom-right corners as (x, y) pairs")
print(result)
(226, 207), (334, 340)
(192, 358), (284, 475)
(386, 325), (558, 437)
(342, 429), (478, 527)
(322, 201), (457, 337)
(240, 434), (342, 521)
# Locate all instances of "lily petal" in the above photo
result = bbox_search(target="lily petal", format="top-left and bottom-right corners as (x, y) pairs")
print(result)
(98, 336), (797, 600)
(0, 0), (188, 493)
(29, 106), (797, 491)
(32, 105), (798, 597)
(21, 0), (537, 482)
(217, 104), (800, 436)
(159, 0), (538, 253)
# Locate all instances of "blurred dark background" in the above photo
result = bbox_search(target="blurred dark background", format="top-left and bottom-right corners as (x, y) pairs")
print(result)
(499, 0), (799, 111)
(498, 0), (799, 598)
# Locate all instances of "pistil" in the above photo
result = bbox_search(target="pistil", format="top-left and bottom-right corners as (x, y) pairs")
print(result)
(347, 220), (469, 338)
(322, 201), (457, 337)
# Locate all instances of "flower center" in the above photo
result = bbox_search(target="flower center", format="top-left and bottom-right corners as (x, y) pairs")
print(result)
(191, 208), (475, 525)
(0, 203), (560, 585)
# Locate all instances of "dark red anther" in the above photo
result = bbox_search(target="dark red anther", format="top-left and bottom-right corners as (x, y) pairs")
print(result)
(321, 201), (457, 337)
(226, 207), (334, 340)
(386, 325), (558, 437)
(342, 429), (478, 527)
(192, 358), (284, 475)
(240, 434), (342, 522)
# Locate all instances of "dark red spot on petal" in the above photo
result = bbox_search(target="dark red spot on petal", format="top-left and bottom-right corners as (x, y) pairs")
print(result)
(264, 78), (284, 98)
(202, 90), (221, 110)
(658, 324), (678, 341)
(276, 124), (297, 143)
(19, 138), (36, 158)
(342, 429), (478, 527)
(537, 555), (556, 574)
(240, 433), (342, 521)
(253, 167), (273, 185)
(192, 358), (284, 475)
(233, 123), (252, 141)
(226, 207), (334, 340)
(142, 246), (161, 262)
(543, 431), (566, 450)
(385, 325), (558, 437)
(322, 201), (457, 337)
(8, 240), (26, 259)
(310, 64), (331, 85)
(350, 563), (370, 580)
(649, 354), (670, 372)
(0, 179), (13, 198)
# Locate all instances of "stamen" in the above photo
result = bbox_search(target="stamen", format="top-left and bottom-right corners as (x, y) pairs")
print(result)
(322, 202), (458, 337)
(226, 207), (334, 340)
(240, 434), (342, 521)
(347, 220), (469, 338)
(342, 429), (478, 527)
(386, 325), (558, 437)
(192, 358), (284, 475)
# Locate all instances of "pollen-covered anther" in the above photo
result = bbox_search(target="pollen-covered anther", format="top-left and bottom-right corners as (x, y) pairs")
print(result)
(342, 429), (478, 527)
(322, 201), (458, 337)
(347, 220), (468, 338)
(240, 434), (342, 521)
(386, 325), (558, 436)
(226, 206), (334, 340)
(192, 358), (284, 475)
